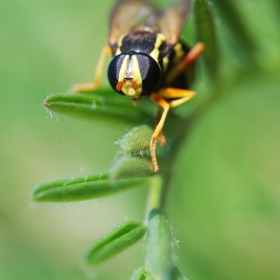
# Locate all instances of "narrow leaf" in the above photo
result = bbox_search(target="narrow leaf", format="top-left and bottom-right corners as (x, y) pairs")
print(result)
(212, 0), (256, 58)
(194, 0), (219, 79)
(32, 172), (150, 202)
(84, 221), (147, 265)
(110, 157), (154, 180)
(43, 89), (145, 126)
(118, 125), (153, 154)
(113, 125), (169, 178)
(146, 209), (173, 278)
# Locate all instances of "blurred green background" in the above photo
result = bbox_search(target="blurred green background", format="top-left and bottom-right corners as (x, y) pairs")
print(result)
(1, 0), (280, 279)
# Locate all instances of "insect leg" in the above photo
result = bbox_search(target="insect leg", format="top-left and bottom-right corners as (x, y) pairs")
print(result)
(158, 88), (196, 108)
(71, 45), (111, 92)
(155, 107), (166, 146)
(149, 88), (196, 172)
(150, 93), (171, 172)
(165, 42), (205, 84)
(180, 42), (205, 69)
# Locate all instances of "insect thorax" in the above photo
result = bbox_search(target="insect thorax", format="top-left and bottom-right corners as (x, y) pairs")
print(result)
(111, 29), (169, 63)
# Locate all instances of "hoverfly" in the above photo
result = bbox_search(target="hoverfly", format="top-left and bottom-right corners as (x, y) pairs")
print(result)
(72, 0), (205, 172)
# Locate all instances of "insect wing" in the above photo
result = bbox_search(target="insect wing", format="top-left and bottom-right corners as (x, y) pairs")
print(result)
(158, 0), (192, 44)
(108, 0), (159, 47)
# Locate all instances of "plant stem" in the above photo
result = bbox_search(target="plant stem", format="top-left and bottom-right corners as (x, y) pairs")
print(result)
(144, 175), (164, 224)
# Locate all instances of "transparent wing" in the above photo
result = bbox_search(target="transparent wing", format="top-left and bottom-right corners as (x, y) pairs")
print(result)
(108, 0), (192, 47)
(158, 0), (192, 44)
(108, 0), (160, 46)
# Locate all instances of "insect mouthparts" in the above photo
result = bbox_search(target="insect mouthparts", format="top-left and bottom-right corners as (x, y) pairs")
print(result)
(116, 79), (137, 92)
(131, 80), (137, 90)
(116, 80), (125, 91)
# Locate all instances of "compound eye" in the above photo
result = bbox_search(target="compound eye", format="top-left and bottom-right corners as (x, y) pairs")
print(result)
(136, 53), (162, 95)
(107, 54), (127, 95)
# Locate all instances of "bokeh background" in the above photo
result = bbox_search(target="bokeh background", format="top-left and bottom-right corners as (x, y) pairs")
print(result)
(1, 0), (280, 279)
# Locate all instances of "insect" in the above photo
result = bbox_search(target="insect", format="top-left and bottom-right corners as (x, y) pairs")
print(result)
(72, 0), (205, 172)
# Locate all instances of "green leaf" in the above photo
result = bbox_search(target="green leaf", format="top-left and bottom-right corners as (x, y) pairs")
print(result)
(194, 0), (219, 79)
(118, 125), (153, 155)
(110, 157), (154, 180)
(84, 221), (147, 265)
(146, 209), (173, 278)
(113, 124), (173, 177)
(130, 267), (154, 280)
(43, 89), (146, 127)
(31, 172), (150, 202)
(211, 0), (256, 60)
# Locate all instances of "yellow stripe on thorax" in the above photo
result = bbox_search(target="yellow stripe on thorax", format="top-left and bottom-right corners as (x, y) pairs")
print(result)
(172, 43), (185, 64)
(115, 34), (125, 56)
(149, 33), (165, 62)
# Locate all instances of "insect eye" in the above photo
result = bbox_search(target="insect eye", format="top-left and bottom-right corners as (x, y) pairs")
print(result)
(107, 53), (162, 96)
(136, 53), (162, 95)
(107, 54), (126, 95)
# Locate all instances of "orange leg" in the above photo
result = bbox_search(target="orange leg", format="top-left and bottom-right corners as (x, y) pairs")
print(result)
(155, 107), (166, 146)
(181, 42), (205, 68)
(71, 45), (111, 92)
(165, 42), (205, 84)
(150, 88), (196, 172)
(150, 94), (170, 172)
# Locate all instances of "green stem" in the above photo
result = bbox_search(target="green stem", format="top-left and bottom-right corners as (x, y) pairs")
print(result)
(144, 175), (164, 224)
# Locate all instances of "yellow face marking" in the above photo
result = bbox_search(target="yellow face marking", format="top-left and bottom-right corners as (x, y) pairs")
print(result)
(149, 33), (165, 62)
(131, 55), (142, 88)
(118, 55), (130, 82)
(118, 54), (143, 98)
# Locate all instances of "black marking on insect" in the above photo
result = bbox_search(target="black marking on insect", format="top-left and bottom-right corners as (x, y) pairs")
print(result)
(72, 0), (205, 172)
